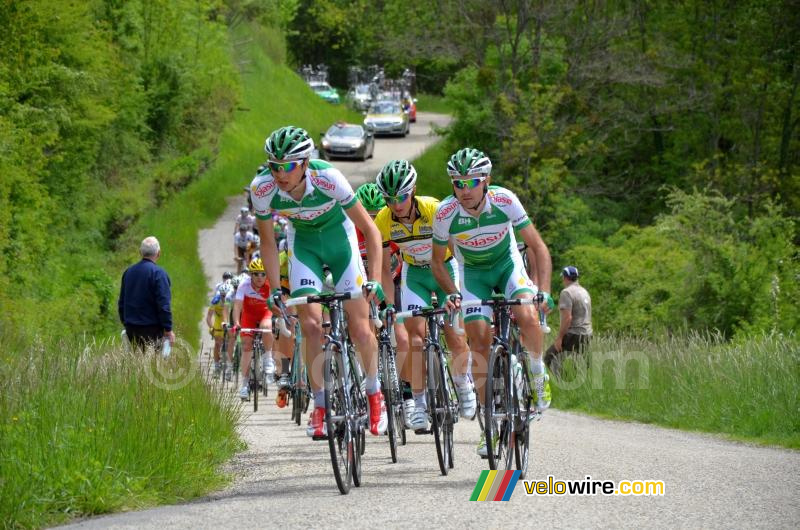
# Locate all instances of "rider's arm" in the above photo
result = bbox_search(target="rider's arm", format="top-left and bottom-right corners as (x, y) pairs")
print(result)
(256, 216), (281, 295)
(381, 245), (395, 305)
(557, 306), (572, 345)
(206, 307), (214, 328)
(232, 298), (243, 329)
(518, 223), (552, 295)
(526, 246), (538, 286)
(346, 202), (382, 283)
(431, 242), (458, 295)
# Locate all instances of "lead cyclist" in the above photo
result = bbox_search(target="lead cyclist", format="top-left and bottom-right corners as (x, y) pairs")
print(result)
(251, 125), (388, 438)
(430, 147), (554, 458)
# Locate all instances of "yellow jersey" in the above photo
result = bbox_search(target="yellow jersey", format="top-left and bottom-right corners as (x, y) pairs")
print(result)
(374, 196), (452, 266)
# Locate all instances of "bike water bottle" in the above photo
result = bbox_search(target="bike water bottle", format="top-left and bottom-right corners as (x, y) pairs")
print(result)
(161, 339), (172, 359)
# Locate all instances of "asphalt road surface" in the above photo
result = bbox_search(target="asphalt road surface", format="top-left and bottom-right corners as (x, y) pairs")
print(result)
(65, 112), (799, 529)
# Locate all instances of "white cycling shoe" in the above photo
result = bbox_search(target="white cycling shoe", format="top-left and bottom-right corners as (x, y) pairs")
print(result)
(456, 383), (477, 419)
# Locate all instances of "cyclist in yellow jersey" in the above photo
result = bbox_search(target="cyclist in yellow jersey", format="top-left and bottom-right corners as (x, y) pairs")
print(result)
(206, 277), (234, 379)
(374, 160), (475, 431)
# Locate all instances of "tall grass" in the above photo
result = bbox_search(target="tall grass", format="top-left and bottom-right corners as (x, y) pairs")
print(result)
(412, 138), (455, 199)
(552, 331), (800, 448)
(0, 336), (241, 528)
(121, 22), (362, 347)
(414, 92), (453, 114)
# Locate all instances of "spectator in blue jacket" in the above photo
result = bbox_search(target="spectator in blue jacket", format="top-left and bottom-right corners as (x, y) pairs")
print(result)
(118, 236), (175, 351)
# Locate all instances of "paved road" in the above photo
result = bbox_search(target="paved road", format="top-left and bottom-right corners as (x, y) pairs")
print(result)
(66, 112), (800, 529)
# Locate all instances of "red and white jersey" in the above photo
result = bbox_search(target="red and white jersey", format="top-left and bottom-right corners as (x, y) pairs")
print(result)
(234, 276), (271, 315)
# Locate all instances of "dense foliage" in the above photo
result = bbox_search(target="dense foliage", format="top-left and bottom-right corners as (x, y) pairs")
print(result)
(0, 0), (246, 340)
(290, 0), (799, 337)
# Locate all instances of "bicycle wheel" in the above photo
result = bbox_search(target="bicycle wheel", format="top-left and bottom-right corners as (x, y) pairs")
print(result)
(380, 344), (399, 463)
(390, 349), (407, 449)
(262, 365), (269, 398)
(427, 346), (449, 476)
(232, 340), (241, 388)
(441, 357), (455, 470)
(251, 346), (259, 412)
(515, 357), (532, 479)
(348, 346), (366, 486)
(290, 353), (301, 424)
(323, 343), (353, 494)
(485, 344), (513, 471)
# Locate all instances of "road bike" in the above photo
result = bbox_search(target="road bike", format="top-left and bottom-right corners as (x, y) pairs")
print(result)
(395, 305), (459, 476)
(274, 312), (310, 425)
(276, 290), (372, 494)
(236, 327), (268, 412)
(375, 307), (406, 463)
(461, 294), (545, 479)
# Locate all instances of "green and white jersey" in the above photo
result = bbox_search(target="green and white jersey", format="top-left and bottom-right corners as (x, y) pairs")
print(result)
(432, 185), (532, 269)
(249, 160), (358, 232)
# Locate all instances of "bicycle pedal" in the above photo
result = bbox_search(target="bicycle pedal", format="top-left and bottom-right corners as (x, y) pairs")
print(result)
(312, 434), (329, 441)
(413, 429), (431, 435)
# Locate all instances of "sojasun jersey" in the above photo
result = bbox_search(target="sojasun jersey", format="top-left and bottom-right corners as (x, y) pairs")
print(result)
(249, 160), (357, 231)
(432, 185), (531, 269)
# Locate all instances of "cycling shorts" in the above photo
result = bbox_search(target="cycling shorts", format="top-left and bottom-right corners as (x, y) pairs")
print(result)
(241, 310), (272, 337)
(211, 315), (225, 338)
(288, 222), (365, 297)
(401, 259), (458, 313)
(460, 251), (536, 323)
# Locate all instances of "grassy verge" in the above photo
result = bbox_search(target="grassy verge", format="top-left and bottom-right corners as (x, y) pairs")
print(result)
(120, 22), (362, 348)
(411, 137), (455, 198)
(552, 332), (800, 448)
(0, 21), (367, 528)
(415, 136), (799, 449)
(414, 92), (453, 114)
(0, 337), (241, 528)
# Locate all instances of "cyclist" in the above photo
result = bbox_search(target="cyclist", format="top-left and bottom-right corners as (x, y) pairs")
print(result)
(431, 147), (554, 457)
(231, 258), (276, 400)
(234, 225), (256, 274)
(235, 206), (256, 234)
(251, 125), (387, 437)
(355, 183), (413, 423)
(374, 160), (475, 431)
(206, 279), (234, 379)
(246, 231), (261, 265)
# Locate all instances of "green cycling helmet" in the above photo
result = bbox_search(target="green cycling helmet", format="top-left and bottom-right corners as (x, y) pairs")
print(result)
(375, 159), (417, 197)
(355, 183), (386, 211)
(264, 125), (315, 160)
(446, 147), (492, 177)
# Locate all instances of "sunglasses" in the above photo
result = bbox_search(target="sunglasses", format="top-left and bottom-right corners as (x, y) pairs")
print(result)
(452, 176), (487, 190)
(383, 192), (411, 205)
(268, 160), (302, 173)
(250, 272), (267, 277)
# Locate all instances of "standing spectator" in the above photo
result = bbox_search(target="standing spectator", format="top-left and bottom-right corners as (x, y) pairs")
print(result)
(118, 236), (175, 352)
(546, 265), (592, 374)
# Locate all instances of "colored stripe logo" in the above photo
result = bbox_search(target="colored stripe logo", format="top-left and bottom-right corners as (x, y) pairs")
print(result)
(470, 470), (521, 501)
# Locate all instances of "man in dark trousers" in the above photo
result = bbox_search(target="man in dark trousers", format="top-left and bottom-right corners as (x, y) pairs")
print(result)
(118, 236), (175, 351)
(545, 265), (592, 374)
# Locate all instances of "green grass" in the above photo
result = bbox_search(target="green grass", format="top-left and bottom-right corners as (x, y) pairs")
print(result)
(414, 92), (453, 114)
(0, 336), (242, 528)
(0, 22), (367, 528)
(126, 22), (362, 348)
(551, 331), (800, 448)
(411, 137), (455, 199)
